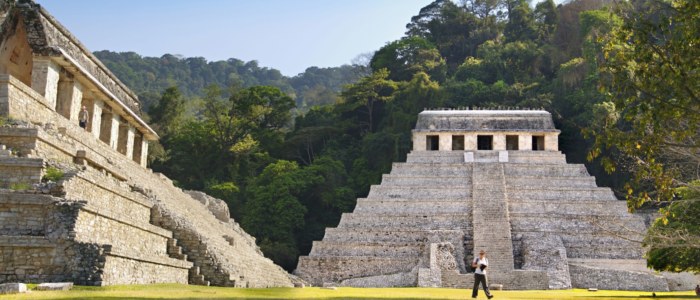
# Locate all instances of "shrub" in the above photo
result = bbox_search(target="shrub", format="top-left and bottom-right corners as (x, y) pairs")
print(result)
(43, 166), (64, 182)
(10, 182), (31, 190)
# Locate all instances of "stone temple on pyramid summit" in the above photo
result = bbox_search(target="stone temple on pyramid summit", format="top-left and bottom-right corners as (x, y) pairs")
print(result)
(295, 109), (698, 291)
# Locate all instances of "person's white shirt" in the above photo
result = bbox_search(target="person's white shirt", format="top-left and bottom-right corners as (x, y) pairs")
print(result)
(473, 257), (488, 275)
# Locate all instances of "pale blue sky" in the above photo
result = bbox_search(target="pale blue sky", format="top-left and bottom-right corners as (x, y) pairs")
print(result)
(35, 1), (433, 76)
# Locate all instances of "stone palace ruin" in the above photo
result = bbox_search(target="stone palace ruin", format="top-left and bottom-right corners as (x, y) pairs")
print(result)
(295, 109), (697, 291)
(0, 1), (294, 287)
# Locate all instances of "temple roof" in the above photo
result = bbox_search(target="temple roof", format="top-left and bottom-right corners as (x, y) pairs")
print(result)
(0, 0), (158, 140)
(414, 110), (559, 132)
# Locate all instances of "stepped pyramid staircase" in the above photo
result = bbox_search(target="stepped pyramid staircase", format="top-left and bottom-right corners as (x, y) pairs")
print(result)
(0, 123), (292, 287)
(296, 150), (682, 290)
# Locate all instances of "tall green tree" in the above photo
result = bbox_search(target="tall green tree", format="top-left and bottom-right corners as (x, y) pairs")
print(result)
(149, 86), (185, 136)
(340, 69), (398, 133)
(534, 0), (558, 43)
(243, 160), (311, 270)
(406, 1), (483, 69)
(504, 0), (537, 42)
(370, 37), (446, 82)
(592, 0), (700, 271)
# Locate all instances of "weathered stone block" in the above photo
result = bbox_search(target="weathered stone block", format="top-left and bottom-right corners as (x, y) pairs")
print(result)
(0, 282), (27, 294)
(185, 191), (230, 222)
(35, 282), (73, 291)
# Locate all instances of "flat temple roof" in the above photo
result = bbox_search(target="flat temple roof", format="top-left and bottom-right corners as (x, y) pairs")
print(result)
(414, 110), (559, 132)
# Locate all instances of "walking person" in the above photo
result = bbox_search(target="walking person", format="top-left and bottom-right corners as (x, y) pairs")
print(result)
(79, 106), (89, 129)
(472, 250), (493, 299)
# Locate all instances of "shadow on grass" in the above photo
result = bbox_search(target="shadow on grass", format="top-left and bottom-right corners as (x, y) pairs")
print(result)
(576, 296), (697, 299)
(38, 298), (458, 300)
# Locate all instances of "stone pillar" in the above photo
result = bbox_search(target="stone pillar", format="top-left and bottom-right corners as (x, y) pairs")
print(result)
(140, 139), (149, 167)
(464, 134), (477, 151)
(412, 132), (426, 151)
(91, 100), (104, 139)
(493, 133), (506, 151)
(519, 133), (532, 151)
(31, 58), (60, 108)
(125, 125), (135, 159)
(56, 78), (82, 122)
(545, 133), (559, 151)
(438, 133), (451, 151)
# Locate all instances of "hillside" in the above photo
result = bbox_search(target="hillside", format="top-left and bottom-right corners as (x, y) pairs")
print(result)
(93, 50), (368, 112)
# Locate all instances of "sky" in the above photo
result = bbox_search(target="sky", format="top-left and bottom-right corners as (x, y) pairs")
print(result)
(35, 0), (434, 76)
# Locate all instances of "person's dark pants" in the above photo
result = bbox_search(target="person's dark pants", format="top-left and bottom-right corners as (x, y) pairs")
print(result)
(79, 121), (87, 129)
(472, 273), (492, 298)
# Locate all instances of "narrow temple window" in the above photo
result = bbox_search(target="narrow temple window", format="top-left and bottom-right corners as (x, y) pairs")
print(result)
(426, 135), (439, 151)
(452, 135), (464, 150)
(506, 135), (519, 150)
(532, 135), (545, 151)
(477, 135), (493, 150)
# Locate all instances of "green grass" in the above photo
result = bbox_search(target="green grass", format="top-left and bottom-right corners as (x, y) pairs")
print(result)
(42, 166), (65, 182)
(4, 284), (696, 299)
(9, 182), (31, 191)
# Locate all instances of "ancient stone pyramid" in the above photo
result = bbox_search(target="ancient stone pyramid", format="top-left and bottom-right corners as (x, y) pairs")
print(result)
(0, 1), (293, 287)
(295, 110), (695, 291)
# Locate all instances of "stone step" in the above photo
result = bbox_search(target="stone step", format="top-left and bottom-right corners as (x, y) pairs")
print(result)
(507, 200), (629, 215)
(308, 241), (424, 257)
(368, 186), (471, 199)
(357, 197), (473, 203)
(506, 177), (597, 188)
(390, 163), (472, 176)
(510, 232), (646, 259)
(166, 238), (188, 260)
(337, 213), (471, 230)
(380, 175), (471, 186)
(407, 151), (466, 157)
(568, 263), (667, 291)
(101, 244), (192, 270)
(0, 157), (44, 187)
(471, 163), (515, 275)
(504, 164), (590, 177)
(510, 214), (646, 233)
(406, 153), (466, 163)
(0, 193), (56, 235)
(0, 235), (54, 247)
(507, 188), (617, 201)
(296, 256), (419, 286)
(188, 266), (211, 286)
(323, 228), (465, 244)
(567, 259), (649, 272)
(507, 151), (567, 164)
(354, 199), (471, 214)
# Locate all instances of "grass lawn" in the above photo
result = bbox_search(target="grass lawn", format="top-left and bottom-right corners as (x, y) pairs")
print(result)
(3, 284), (697, 299)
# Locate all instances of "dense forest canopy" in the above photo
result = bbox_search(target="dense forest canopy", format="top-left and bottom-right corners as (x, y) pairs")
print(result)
(94, 50), (368, 112)
(101, 0), (699, 272)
